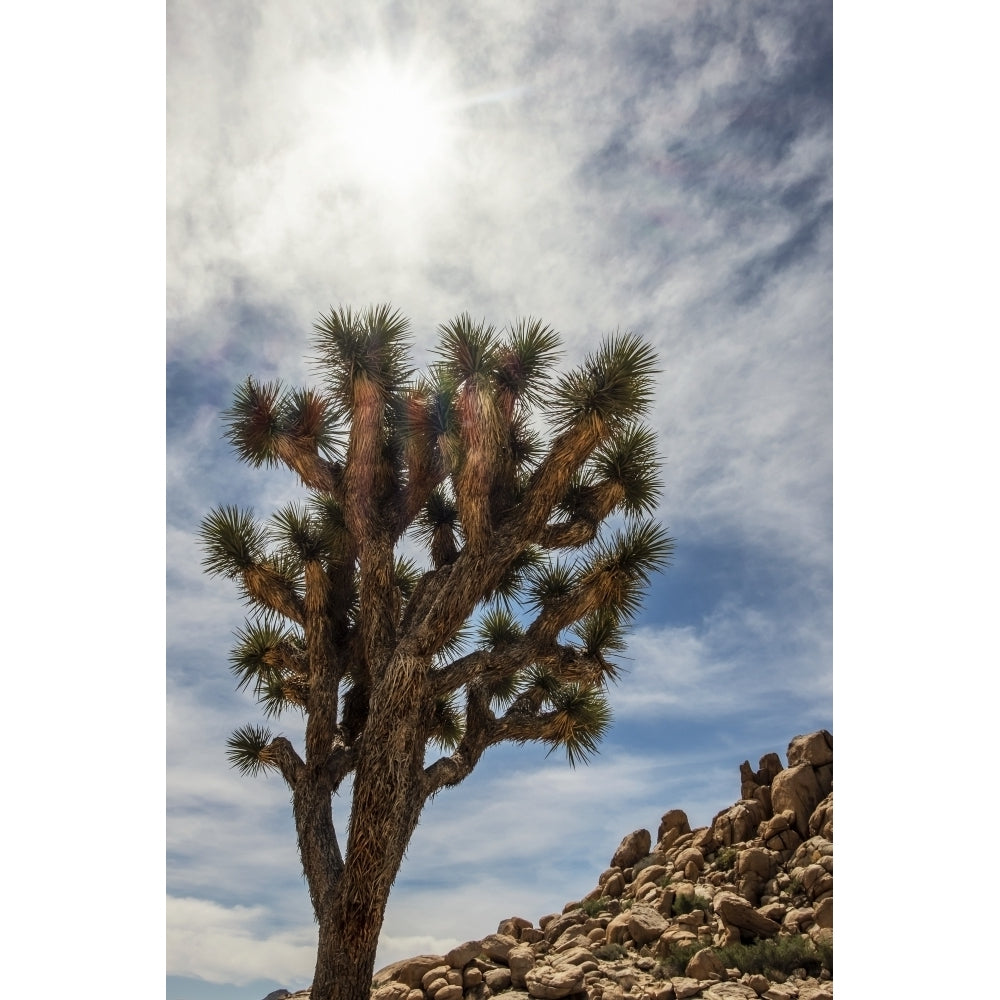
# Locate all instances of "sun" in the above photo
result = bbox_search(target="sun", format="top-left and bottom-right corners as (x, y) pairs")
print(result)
(333, 53), (455, 194)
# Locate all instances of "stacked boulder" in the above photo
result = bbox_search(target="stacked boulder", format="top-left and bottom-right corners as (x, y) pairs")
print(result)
(342, 731), (833, 1000)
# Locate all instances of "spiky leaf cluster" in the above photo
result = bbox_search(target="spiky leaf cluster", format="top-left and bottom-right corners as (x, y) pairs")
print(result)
(224, 378), (340, 469)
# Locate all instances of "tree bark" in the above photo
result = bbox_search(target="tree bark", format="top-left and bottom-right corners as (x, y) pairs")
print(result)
(306, 652), (432, 1000)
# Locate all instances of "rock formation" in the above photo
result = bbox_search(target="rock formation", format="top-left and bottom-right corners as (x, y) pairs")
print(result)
(272, 731), (834, 1000)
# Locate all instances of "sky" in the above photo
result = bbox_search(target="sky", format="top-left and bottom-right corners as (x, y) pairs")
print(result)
(165, 2), (833, 998)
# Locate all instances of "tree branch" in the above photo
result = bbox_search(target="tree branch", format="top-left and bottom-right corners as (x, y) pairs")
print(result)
(261, 736), (305, 788)
(243, 565), (306, 625)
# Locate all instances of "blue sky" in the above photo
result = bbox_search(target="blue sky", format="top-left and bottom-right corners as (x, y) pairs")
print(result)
(166, 2), (832, 997)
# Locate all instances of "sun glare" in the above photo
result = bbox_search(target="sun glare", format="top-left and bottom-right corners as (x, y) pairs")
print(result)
(335, 54), (454, 193)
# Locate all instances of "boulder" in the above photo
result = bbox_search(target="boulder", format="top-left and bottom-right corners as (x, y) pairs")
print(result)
(604, 910), (632, 945)
(544, 910), (586, 943)
(421, 966), (450, 990)
(770, 765), (823, 838)
(633, 863), (667, 893)
(550, 947), (594, 968)
(603, 871), (626, 898)
(755, 753), (783, 785)
(372, 984), (410, 1000)
(787, 730), (833, 768)
(480, 933), (518, 963)
(712, 892), (781, 938)
(762, 986), (798, 1000)
(525, 964), (586, 1000)
(736, 847), (777, 881)
(498, 916), (533, 938)
(801, 864), (833, 901)
(670, 978), (703, 999)
(742, 974), (770, 994)
(627, 903), (669, 945)
(809, 793), (833, 840)
(657, 809), (691, 844)
(701, 985), (760, 999)
(739, 761), (759, 800)
(685, 947), (727, 980)
(711, 800), (768, 847)
(508, 945), (535, 988)
(374, 956), (447, 989)
(612, 829), (652, 869)
(483, 968), (512, 992)
(445, 941), (482, 969)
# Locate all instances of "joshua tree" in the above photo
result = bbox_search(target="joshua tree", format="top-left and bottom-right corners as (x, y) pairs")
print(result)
(199, 305), (673, 1000)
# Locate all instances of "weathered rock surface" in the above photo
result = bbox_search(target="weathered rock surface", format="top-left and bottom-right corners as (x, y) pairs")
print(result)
(611, 829), (652, 869)
(280, 731), (834, 1000)
(525, 964), (586, 999)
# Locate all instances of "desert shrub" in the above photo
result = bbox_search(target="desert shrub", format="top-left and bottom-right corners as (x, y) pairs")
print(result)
(593, 943), (627, 961)
(814, 936), (833, 974)
(715, 936), (826, 978)
(671, 893), (712, 916)
(715, 847), (738, 872)
(581, 896), (611, 917)
(632, 854), (660, 876)
(656, 941), (703, 977)
(658, 935), (828, 980)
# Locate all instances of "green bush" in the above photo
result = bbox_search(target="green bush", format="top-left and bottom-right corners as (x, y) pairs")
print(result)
(593, 943), (627, 961)
(671, 893), (712, 916)
(581, 895), (611, 917)
(632, 854), (660, 876)
(656, 941), (703, 977)
(658, 935), (830, 980)
(715, 847), (738, 872)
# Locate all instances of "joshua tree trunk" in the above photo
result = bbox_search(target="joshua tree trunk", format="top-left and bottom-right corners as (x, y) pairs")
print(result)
(306, 657), (431, 1000)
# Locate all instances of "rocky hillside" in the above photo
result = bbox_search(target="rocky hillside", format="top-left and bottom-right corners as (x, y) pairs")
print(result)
(275, 730), (833, 1000)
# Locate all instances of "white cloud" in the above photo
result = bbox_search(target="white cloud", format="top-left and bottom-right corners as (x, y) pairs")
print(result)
(167, 896), (316, 987)
(615, 603), (832, 720)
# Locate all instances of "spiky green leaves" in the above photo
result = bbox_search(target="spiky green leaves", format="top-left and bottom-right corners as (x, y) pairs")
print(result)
(225, 378), (339, 469)
(589, 424), (663, 518)
(429, 693), (464, 750)
(526, 559), (576, 612)
(547, 684), (612, 767)
(272, 502), (327, 563)
(414, 488), (460, 566)
(496, 318), (562, 409)
(436, 314), (499, 385)
(578, 521), (675, 621)
(226, 723), (276, 777)
(200, 506), (268, 578)
(477, 607), (524, 649)
(312, 305), (412, 416)
(229, 617), (302, 690)
(571, 609), (627, 673)
(550, 333), (659, 435)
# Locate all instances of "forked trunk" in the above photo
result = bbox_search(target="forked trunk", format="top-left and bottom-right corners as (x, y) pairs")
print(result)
(304, 656), (430, 1000)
